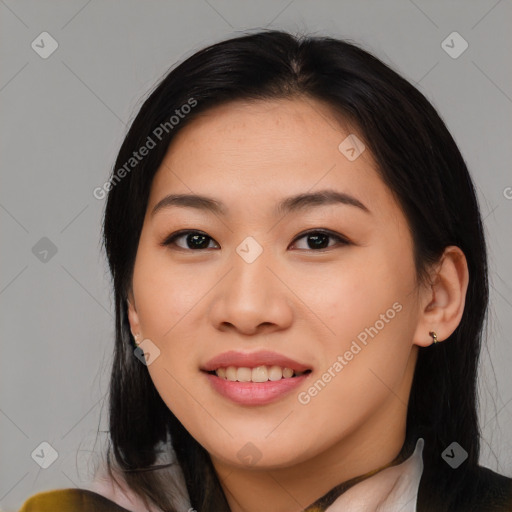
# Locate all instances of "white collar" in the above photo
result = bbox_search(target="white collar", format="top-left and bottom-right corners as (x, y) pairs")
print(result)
(323, 438), (424, 512)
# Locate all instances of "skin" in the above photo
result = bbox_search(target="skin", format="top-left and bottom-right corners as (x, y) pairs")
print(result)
(127, 97), (469, 512)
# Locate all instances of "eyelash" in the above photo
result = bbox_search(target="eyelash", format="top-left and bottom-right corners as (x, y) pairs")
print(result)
(160, 229), (351, 252)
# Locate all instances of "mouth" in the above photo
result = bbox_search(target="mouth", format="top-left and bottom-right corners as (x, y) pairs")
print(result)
(201, 350), (313, 405)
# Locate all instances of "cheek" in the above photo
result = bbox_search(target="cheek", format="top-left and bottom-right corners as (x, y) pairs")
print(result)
(294, 279), (416, 453)
(302, 250), (414, 340)
(131, 243), (215, 407)
(132, 242), (207, 338)
(306, 246), (418, 385)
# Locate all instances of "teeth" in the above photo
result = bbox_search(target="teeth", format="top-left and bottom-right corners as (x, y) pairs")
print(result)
(236, 367), (252, 382)
(268, 365), (283, 381)
(282, 367), (294, 378)
(225, 366), (237, 381)
(215, 365), (304, 382)
(252, 366), (268, 383)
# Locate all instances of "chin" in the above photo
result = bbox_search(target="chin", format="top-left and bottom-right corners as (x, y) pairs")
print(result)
(200, 429), (318, 470)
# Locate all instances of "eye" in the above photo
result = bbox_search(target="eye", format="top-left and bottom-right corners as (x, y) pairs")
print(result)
(161, 230), (219, 250)
(160, 229), (350, 251)
(290, 229), (350, 251)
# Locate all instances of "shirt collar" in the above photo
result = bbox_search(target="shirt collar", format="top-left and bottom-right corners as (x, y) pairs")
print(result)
(311, 437), (425, 512)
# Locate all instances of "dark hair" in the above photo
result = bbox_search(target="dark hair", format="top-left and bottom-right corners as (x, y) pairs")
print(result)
(101, 29), (489, 511)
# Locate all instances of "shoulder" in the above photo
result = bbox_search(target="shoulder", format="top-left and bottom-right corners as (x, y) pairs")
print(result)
(18, 488), (133, 512)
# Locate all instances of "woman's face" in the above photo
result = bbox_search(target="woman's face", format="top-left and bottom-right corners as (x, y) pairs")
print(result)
(128, 98), (430, 472)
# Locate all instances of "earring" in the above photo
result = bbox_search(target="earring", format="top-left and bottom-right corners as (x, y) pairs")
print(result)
(429, 331), (438, 344)
(133, 333), (141, 346)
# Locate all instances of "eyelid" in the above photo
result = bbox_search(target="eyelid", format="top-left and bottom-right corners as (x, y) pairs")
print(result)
(160, 228), (351, 251)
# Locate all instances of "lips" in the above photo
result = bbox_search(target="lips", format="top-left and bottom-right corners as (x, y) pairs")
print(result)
(201, 350), (311, 373)
(201, 350), (312, 406)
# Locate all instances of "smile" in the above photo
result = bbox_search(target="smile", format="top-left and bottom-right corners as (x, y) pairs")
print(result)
(201, 350), (312, 405)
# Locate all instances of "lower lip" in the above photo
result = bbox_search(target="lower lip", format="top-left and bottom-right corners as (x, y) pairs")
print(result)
(204, 372), (310, 406)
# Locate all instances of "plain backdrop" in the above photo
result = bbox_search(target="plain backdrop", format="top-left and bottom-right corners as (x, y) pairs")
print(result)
(1, 1), (511, 510)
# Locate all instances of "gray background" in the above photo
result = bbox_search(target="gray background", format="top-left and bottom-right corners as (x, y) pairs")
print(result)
(1, 1), (511, 510)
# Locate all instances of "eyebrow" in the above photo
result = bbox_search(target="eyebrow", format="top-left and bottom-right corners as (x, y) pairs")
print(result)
(151, 189), (371, 218)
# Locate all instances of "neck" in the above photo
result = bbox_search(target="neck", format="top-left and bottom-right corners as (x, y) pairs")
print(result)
(212, 395), (409, 512)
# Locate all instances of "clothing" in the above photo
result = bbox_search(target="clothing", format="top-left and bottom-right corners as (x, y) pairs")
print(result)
(17, 488), (132, 512)
(307, 438), (424, 511)
(17, 438), (512, 512)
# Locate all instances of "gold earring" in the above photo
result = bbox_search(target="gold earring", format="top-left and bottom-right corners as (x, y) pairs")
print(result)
(429, 331), (438, 344)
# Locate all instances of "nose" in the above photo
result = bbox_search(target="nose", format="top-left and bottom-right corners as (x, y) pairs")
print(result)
(208, 245), (293, 336)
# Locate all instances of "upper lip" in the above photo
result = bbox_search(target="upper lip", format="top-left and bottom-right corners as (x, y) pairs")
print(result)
(201, 350), (311, 372)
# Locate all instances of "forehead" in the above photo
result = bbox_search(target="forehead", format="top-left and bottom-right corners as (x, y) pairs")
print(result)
(148, 98), (397, 222)
(166, 97), (354, 163)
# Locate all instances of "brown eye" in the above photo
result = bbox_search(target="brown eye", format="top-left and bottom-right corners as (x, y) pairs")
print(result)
(290, 230), (350, 251)
(161, 230), (218, 250)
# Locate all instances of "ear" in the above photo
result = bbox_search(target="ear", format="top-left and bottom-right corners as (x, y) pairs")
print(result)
(413, 246), (469, 347)
(126, 288), (142, 339)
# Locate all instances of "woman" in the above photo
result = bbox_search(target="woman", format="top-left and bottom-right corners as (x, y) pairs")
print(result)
(20, 29), (512, 512)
